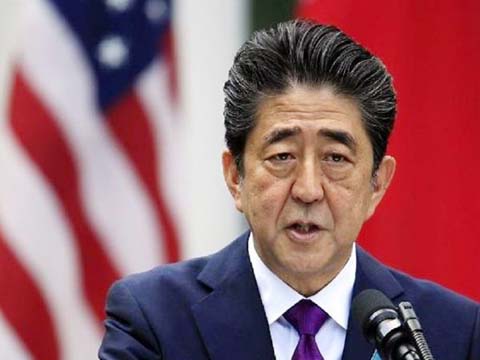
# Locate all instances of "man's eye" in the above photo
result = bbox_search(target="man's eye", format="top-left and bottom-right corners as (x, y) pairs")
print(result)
(327, 153), (346, 163)
(272, 153), (292, 161)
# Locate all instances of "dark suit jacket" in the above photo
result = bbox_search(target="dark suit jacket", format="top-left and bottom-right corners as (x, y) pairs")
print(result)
(99, 232), (480, 359)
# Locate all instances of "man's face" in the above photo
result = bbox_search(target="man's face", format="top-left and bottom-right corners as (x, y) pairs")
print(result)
(223, 85), (395, 294)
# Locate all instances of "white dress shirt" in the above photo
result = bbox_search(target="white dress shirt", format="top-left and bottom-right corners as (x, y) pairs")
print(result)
(248, 234), (356, 360)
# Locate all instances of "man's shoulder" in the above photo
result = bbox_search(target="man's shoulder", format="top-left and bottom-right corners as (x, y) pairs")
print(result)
(390, 265), (478, 308)
(110, 232), (250, 304)
(387, 263), (480, 332)
(356, 246), (479, 358)
(357, 246), (479, 329)
(389, 263), (480, 357)
(117, 254), (208, 294)
(358, 246), (477, 304)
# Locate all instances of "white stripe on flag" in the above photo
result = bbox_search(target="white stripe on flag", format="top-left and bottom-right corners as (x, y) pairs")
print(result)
(0, 122), (101, 360)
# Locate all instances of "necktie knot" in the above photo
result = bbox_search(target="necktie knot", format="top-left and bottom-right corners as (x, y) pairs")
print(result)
(284, 299), (328, 336)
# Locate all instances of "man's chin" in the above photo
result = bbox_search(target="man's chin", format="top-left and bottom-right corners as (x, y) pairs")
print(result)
(275, 260), (336, 295)
(277, 256), (332, 280)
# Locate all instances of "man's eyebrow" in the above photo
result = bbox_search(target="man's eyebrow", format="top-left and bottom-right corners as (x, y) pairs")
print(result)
(264, 127), (301, 145)
(318, 129), (357, 153)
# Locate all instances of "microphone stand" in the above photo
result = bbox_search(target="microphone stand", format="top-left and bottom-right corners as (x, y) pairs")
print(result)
(398, 302), (435, 360)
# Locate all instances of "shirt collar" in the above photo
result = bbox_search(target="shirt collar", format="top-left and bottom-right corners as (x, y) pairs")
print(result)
(248, 233), (356, 330)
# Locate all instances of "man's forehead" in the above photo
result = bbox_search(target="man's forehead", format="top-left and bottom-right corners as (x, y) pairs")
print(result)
(256, 85), (362, 123)
(254, 86), (362, 132)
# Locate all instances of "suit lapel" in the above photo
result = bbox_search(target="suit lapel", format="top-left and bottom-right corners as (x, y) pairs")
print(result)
(342, 246), (405, 360)
(192, 233), (275, 360)
(190, 236), (406, 360)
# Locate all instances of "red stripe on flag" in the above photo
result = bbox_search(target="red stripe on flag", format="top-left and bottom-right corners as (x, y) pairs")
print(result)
(8, 71), (121, 322)
(106, 91), (180, 262)
(0, 230), (60, 360)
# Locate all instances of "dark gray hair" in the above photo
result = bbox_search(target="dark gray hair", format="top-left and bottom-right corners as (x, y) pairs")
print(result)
(223, 19), (396, 174)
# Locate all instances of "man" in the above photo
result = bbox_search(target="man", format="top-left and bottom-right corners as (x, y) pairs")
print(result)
(99, 20), (480, 359)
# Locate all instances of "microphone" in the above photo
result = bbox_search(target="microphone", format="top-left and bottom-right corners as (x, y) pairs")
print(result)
(352, 289), (421, 360)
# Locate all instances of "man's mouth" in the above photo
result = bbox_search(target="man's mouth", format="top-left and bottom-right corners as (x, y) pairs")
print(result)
(285, 221), (323, 242)
(288, 222), (320, 234)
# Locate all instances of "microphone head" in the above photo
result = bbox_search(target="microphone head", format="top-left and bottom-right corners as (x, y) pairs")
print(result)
(352, 289), (397, 338)
(352, 290), (423, 360)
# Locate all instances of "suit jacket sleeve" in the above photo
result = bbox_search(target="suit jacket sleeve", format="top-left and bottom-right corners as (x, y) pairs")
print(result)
(98, 280), (162, 360)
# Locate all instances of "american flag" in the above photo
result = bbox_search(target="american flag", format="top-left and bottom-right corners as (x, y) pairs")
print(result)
(0, 0), (181, 358)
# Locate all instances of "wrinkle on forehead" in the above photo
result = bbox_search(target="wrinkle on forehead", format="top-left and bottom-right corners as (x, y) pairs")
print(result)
(257, 86), (361, 123)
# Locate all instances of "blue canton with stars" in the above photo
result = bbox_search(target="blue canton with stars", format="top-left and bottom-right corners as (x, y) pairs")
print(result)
(48, 0), (171, 110)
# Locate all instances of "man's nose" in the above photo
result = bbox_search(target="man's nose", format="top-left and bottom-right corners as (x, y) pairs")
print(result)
(291, 159), (324, 204)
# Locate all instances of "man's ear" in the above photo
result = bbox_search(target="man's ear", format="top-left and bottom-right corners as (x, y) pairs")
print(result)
(222, 150), (244, 212)
(366, 155), (396, 220)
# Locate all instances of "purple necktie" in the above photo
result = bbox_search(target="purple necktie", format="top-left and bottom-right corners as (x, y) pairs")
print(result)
(284, 299), (329, 360)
